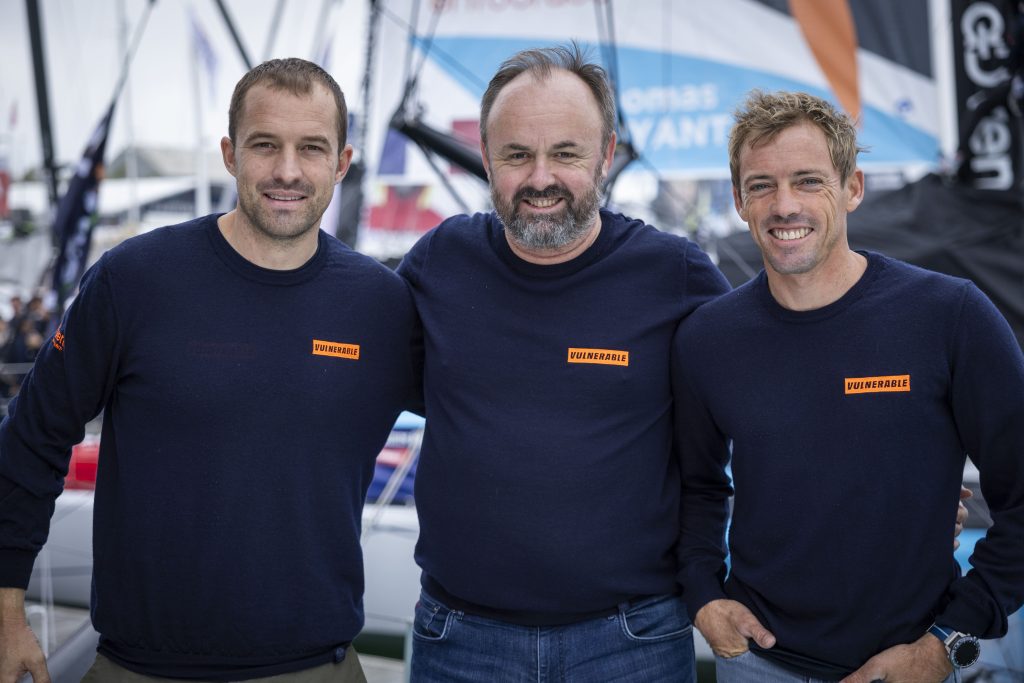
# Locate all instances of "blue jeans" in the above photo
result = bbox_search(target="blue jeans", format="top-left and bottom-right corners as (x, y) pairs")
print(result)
(410, 590), (695, 682)
(715, 650), (955, 683)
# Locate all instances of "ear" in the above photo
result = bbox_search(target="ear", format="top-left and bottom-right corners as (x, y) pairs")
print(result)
(845, 168), (865, 213)
(601, 131), (618, 178)
(220, 137), (237, 177)
(336, 144), (354, 183)
(480, 139), (491, 180)
(733, 185), (748, 222)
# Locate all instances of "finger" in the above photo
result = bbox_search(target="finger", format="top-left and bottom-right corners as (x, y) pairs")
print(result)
(838, 668), (877, 683)
(734, 612), (777, 649)
(750, 624), (776, 649)
(954, 538), (961, 551)
(959, 485), (973, 500)
(29, 661), (52, 683)
(955, 504), (968, 528)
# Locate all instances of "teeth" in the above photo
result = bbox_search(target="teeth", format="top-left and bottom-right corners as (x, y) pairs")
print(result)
(267, 194), (302, 201)
(525, 197), (559, 208)
(774, 227), (810, 241)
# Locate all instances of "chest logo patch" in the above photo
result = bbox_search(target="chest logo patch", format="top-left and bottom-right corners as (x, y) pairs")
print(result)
(567, 347), (629, 367)
(844, 374), (910, 395)
(312, 339), (360, 360)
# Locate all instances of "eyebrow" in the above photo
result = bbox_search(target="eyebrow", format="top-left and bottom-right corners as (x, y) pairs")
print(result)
(497, 140), (583, 153)
(242, 131), (333, 148)
(742, 168), (826, 184)
(299, 135), (332, 148)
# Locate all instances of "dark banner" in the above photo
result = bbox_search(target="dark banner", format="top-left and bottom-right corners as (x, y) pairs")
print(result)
(952, 0), (1023, 190)
(51, 102), (114, 311)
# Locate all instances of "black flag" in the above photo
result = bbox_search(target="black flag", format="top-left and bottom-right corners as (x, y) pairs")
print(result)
(51, 102), (114, 312)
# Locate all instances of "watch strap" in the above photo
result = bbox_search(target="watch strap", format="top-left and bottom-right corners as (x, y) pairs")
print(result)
(929, 623), (980, 669)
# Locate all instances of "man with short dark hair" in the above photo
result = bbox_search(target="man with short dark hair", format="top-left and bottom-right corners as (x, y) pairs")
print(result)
(0, 57), (416, 682)
(674, 89), (1024, 683)
(398, 44), (731, 681)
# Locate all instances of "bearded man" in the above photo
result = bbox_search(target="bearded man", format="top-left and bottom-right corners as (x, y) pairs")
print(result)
(396, 43), (731, 682)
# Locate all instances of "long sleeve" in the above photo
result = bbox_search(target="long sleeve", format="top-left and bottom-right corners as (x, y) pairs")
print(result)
(672, 315), (733, 618)
(0, 258), (121, 587)
(938, 282), (1024, 637)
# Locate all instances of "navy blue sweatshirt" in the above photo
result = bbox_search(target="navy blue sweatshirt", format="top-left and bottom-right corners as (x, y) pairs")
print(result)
(398, 210), (731, 622)
(673, 252), (1024, 678)
(0, 215), (416, 680)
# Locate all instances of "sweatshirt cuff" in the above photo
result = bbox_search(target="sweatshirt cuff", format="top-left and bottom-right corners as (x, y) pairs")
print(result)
(680, 570), (728, 622)
(0, 548), (39, 589)
(935, 576), (1007, 639)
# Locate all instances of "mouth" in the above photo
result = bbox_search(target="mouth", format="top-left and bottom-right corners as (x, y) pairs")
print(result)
(521, 196), (564, 210)
(263, 190), (308, 205)
(769, 226), (812, 241)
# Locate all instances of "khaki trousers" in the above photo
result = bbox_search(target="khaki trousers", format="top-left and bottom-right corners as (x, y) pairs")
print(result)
(81, 651), (367, 683)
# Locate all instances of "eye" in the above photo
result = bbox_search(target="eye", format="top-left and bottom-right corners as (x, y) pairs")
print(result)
(554, 151), (578, 160)
(252, 142), (275, 150)
(507, 152), (529, 161)
(747, 182), (770, 193)
(302, 144), (326, 153)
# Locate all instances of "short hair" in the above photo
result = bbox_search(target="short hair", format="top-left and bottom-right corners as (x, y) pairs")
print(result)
(228, 58), (348, 150)
(728, 90), (866, 188)
(479, 42), (616, 151)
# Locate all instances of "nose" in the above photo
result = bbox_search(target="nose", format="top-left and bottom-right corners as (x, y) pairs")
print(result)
(772, 183), (801, 218)
(525, 157), (555, 189)
(272, 147), (303, 185)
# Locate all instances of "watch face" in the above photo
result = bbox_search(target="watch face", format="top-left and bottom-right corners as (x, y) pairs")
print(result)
(951, 636), (981, 668)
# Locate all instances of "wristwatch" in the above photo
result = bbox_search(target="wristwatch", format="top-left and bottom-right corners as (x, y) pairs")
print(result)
(928, 623), (981, 668)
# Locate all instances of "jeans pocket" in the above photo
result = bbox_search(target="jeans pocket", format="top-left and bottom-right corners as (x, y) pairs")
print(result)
(715, 648), (753, 662)
(412, 592), (455, 642)
(619, 594), (693, 642)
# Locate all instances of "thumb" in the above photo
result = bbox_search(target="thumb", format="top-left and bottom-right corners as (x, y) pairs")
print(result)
(839, 661), (881, 683)
(734, 610), (776, 649)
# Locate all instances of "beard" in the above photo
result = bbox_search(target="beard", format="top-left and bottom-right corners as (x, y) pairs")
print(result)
(236, 180), (327, 243)
(492, 173), (603, 251)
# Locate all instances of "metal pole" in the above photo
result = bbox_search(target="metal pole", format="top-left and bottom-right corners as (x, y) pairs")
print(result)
(24, 0), (58, 209)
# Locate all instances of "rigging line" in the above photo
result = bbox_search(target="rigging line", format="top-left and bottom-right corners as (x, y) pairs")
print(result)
(662, 0), (672, 94)
(109, 0), (156, 107)
(308, 0), (335, 64)
(415, 141), (472, 215)
(358, 0), (381, 154)
(399, 0), (422, 107)
(408, 3), (444, 100)
(630, 153), (712, 231)
(594, 1), (615, 86)
(597, 0), (633, 145)
(213, 0), (254, 71)
(261, 0), (288, 61)
(396, 0), (444, 112)
(593, 0), (609, 60)
(378, 4), (488, 94)
(715, 233), (758, 281)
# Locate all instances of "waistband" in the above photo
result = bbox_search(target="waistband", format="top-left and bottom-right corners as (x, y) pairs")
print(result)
(422, 574), (678, 627)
